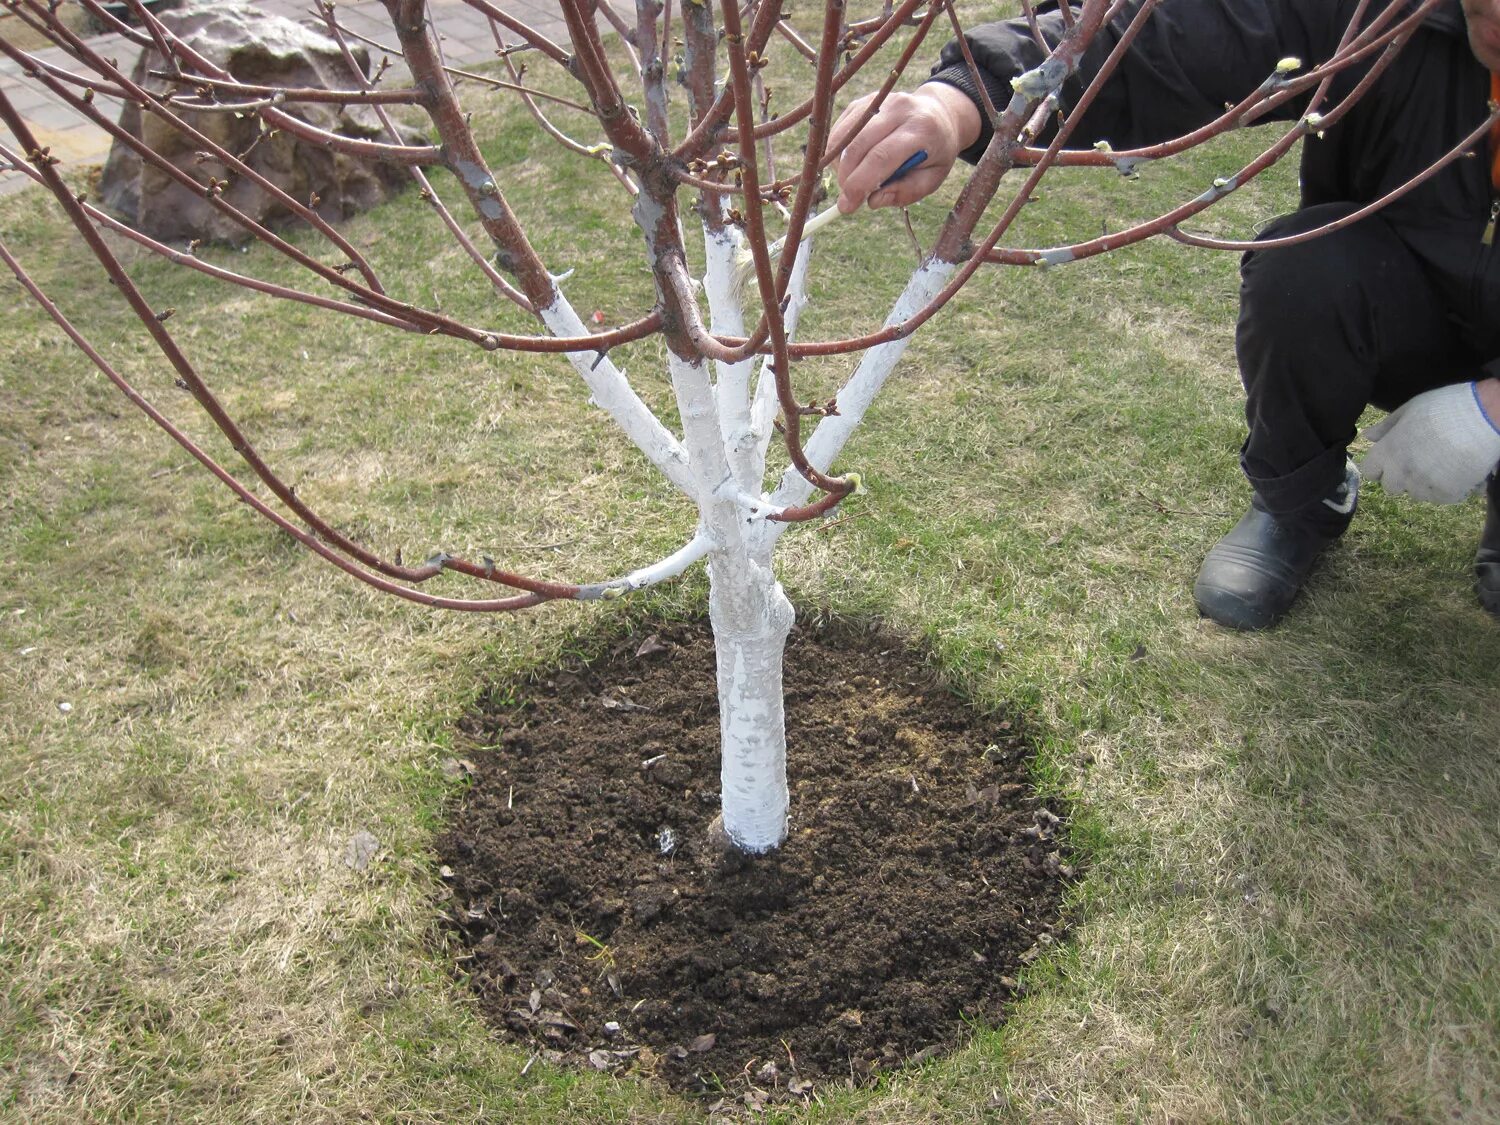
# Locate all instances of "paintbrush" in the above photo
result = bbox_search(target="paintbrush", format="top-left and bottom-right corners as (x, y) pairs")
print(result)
(730, 149), (928, 300)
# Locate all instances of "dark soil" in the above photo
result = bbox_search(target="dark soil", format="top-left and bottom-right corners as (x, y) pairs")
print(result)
(437, 618), (1070, 1107)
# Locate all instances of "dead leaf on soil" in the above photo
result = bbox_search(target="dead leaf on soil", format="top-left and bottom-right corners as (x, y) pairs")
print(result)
(788, 1077), (814, 1095)
(587, 1049), (618, 1070)
(688, 1032), (716, 1052)
(343, 830), (379, 871)
(635, 634), (671, 658)
(601, 694), (652, 712)
(963, 784), (1000, 808)
(440, 757), (477, 781)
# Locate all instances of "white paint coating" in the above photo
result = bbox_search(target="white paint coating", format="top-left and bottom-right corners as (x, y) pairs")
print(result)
(710, 555), (794, 853)
(539, 294), (696, 497)
(703, 224), (759, 490)
(666, 346), (793, 851)
(764, 260), (956, 539)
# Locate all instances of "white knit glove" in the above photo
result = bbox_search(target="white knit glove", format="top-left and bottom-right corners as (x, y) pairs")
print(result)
(1360, 382), (1500, 504)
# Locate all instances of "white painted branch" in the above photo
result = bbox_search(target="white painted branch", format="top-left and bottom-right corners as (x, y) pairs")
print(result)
(703, 223), (759, 490)
(537, 292), (696, 498)
(763, 259), (956, 545)
(748, 233), (814, 484)
(667, 349), (737, 515)
(714, 480), (786, 521)
(576, 531), (711, 599)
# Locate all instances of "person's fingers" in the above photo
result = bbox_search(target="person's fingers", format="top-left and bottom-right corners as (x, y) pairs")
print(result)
(865, 164), (949, 209)
(828, 94), (883, 164)
(835, 109), (905, 212)
(838, 125), (937, 212)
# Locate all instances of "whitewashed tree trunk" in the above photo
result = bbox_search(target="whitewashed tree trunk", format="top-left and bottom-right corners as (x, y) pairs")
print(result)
(708, 548), (794, 853)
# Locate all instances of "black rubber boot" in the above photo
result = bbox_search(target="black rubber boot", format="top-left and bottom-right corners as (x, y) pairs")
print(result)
(1194, 463), (1358, 631)
(1476, 475), (1500, 619)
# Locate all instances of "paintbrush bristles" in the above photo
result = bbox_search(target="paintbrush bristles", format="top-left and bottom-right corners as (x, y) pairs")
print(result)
(730, 205), (846, 301)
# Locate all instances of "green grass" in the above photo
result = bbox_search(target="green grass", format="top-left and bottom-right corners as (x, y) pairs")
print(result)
(3, 7), (1499, 1123)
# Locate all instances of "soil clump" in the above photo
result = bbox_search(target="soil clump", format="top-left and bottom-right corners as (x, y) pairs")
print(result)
(437, 618), (1069, 1106)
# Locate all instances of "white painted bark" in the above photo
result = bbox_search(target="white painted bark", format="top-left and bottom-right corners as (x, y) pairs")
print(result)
(563, 232), (953, 851)
(702, 224), (760, 491)
(538, 292), (696, 498)
(578, 531), (711, 599)
(708, 554), (794, 852)
(762, 260), (956, 548)
(667, 348), (793, 852)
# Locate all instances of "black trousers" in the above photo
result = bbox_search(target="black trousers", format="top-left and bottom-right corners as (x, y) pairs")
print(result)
(1236, 202), (1499, 516)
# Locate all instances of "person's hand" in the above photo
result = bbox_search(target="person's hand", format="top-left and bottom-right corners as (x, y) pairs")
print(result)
(1360, 379), (1500, 503)
(830, 84), (982, 213)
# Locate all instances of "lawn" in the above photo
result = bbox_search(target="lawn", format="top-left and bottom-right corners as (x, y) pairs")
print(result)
(2, 5), (1498, 1122)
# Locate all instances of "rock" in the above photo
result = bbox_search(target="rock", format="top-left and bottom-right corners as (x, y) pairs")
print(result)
(99, 0), (421, 242)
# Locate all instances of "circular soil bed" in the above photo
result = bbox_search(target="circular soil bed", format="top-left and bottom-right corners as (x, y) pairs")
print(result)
(437, 618), (1070, 1108)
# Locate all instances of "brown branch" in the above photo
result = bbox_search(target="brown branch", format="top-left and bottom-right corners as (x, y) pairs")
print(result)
(635, 0), (672, 143)
(774, 18), (818, 61)
(383, 0), (556, 308)
(1009, 0), (1432, 171)
(457, 0), (573, 67)
(314, 3), (534, 315)
(436, 64), (595, 112)
(0, 141), (432, 330)
(763, 0), (945, 194)
(984, 4), (1425, 268)
(674, 0), (928, 159)
(482, 21), (638, 197)
(19, 0), (395, 293)
(148, 70), (429, 105)
(594, 0), (644, 70)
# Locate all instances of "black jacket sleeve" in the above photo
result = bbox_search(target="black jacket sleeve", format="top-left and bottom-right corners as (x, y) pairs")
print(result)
(926, 0), (1386, 163)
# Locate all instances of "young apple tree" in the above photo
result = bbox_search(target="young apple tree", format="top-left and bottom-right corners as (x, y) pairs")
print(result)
(0, 0), (1474, 852)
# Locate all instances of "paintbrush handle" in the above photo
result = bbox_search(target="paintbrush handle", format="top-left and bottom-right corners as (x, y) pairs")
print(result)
(878, 149), (929, 189)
